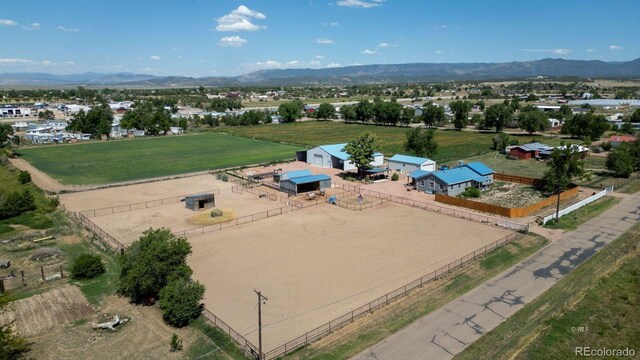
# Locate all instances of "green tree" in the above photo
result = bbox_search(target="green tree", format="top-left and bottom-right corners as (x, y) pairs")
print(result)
(340, 105), (357, 122)
(449, 100), (473, 130)
(562, 113), (609, 140)
(422, 102), (444, 128)
(619, 121), (636, 135)
(38, 109), (55, 120)
(355, 100), (374, 124)
(278, 101), (303, 123)
(159, 278), (205, 327)
(518, 110), (550, 134)
(0, 124), (13, 148)
(400, 107), (414, 127)
(628, 108), (640, 123)
(17, 171), (31, 184)
(542, 144), (586, 222)
(484, 103), (514, 132)
(118, 228), (192, 303)
(0, 189), (36, 220)
(315, 103), (336, 120)
(343, 131), (379, 179)
(71, 254), (106, 280)
(404, 127), (438, 158)
(606, 144), (633, 178)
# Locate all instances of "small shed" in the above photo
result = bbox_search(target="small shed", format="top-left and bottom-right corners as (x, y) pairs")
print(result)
(388, 154), (436, 173)
(185, 193), (215, 211)
(279, 170), (331, 195)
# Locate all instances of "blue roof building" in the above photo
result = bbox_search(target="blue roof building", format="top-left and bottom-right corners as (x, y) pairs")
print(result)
(306, 143), (384, 171)
(413, 161), (494, 196)
(389, 154), (436, 173)
(279, 170), (331, 195)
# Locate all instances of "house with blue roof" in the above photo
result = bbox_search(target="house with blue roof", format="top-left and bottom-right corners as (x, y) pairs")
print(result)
(279, 170), (331, 195)
(306, 143), (384, 171)
(388, 154), (436, 173)
(411, 161), (494, 196)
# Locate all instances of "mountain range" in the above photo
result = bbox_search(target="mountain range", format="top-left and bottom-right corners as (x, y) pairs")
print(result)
(1, 58), (639, 87)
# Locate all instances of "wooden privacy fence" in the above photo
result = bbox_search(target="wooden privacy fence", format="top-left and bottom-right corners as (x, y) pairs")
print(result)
(80, 189), (221, 218)
(263, 231), (522, 360)
(494, 173), (543, 186)
(435, 186), (579, 218)
(336, 184), (528, 232)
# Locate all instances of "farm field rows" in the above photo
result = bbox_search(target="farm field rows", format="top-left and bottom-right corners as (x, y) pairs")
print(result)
(18, 133), (303, 185)
(216, 122), (499, 162)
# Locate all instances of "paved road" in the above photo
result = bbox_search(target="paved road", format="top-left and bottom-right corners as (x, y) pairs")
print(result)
(352, 193), (640, 360)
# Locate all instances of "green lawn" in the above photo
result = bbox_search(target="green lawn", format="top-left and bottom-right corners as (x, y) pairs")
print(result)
(19, 133), (303, 185)
(217, 122), (498, 163)
(544, 196), (620, 231)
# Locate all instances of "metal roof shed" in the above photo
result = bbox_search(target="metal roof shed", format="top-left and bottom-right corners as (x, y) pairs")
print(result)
(185, 193), (216, 211)
(279, 172), (331, 195)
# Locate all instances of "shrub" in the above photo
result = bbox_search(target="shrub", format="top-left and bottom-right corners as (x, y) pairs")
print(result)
(48, 196), (60, 210)
(18, 170), (31, 184)
(170, 333), (183, 352)
(461, 187), (481, 198)
(391, 172), (399, 181)
(71, 254), (106, 279)
(210, 208), (223, 218)
(159, 278), (205, 327)
(601, 142), (613, 151)
(0, 189), (36, 220)
(221, 174), (229, 182)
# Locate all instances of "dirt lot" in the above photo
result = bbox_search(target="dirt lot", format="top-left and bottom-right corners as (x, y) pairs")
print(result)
(187, 202), (512, 351)
(89, 187), (289, 245)
(477, 181), (546, 208)
(61, 174), (230, 214)
(0, 285), (94, 337)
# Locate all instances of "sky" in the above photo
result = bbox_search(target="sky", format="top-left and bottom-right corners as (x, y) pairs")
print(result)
(1, 0), (639, 77)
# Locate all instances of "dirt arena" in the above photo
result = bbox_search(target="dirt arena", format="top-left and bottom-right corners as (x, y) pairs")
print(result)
(187, 201), (512, 350)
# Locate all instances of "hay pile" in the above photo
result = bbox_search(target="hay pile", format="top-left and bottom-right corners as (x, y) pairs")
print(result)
(189, 208), (236, 225)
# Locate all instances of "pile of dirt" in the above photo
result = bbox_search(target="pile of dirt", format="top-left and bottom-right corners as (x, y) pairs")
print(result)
(30, 247), (63, 261)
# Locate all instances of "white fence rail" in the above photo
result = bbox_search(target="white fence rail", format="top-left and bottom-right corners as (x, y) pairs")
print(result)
(542, 186), (613, 225)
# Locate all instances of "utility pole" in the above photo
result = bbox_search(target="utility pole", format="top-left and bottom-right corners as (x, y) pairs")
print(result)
(254, 289), (268, 360)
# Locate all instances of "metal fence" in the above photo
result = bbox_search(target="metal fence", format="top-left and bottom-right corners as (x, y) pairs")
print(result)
(201, 308), (261, 359)
(77, 213), (125, 252)
(264, 231), (522, 360)
(80, 189), (221, 218)
(336, 184), (528, 233)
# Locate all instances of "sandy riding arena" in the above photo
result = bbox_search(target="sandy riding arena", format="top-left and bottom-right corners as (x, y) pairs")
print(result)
(187, 202), (512, 350)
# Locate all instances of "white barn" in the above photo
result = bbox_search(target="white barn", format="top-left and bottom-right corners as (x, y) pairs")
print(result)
(388, 154), (436, 173)
(306, 143), (383, 171)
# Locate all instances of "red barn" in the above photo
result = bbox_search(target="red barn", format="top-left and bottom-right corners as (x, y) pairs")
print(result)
(508, 142), (552, 160)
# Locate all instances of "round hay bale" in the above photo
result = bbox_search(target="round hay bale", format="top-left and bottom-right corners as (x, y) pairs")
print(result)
(210, 208), (224, 218)
(190, 208), (236, 225)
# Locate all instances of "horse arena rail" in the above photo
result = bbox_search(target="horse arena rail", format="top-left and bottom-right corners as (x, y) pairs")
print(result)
(331, 191), (385, 211)
(336, 184), (528, 232)
(79, 189), (221, 218)
(264, 231), (523, 360)
(201, 308), (261, 359)
(76, 213), (126, 252)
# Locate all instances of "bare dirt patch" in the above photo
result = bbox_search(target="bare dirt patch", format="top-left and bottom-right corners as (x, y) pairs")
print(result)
(478, 181), (546, 208)
(187, 202), (512, 351)
(0, 285), (94, 337)
(26, 295), (227, 360)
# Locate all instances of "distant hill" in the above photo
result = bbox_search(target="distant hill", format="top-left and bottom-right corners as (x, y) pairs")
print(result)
(1, 58), (639, 87)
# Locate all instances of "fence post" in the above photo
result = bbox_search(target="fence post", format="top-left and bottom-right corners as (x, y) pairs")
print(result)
(41, 266), (45, 281)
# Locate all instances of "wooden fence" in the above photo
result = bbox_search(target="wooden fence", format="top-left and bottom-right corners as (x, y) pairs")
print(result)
(336, 184), (528, 232)
(77, 213), (125, 252)
(435, 186), (580, 218)
(494, 173), (542, 186)
(263, 232), (522, 360)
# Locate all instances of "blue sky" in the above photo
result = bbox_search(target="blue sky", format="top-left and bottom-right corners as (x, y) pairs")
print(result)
(1, 0), (638, 77)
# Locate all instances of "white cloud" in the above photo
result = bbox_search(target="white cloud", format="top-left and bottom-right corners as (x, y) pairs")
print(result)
(0, 19), (18, 26)
(336, 0), (383, 8)
(315, 55), (325, 59)
(377, 42), (397, 48)
(323, 22), (339, 26)
(326, 62), (341, 68)
(0, 58), (34, 64)
(177, 55), (184, 59)
(216, 5), (266, 32)
(219, 35), (248, 47)
(430, 24), (447, 29)
(63, 61), (75, 65)
(609, 45), (622, 50)
(586, 49), (596, 53)
(41, 60), (52, 65)
(360, 49), (377, 55)
(57, 25), (79, 32)
(316, 38), (334, 44)
(522, 48), (572, 55)
(435, 50), (443, 55)
(243, 59), (325, 71)
(150, 55), (162, 60)
(21, 22), (40, 30)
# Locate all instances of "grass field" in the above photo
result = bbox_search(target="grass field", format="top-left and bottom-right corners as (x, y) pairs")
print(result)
(216, 122), (499, 163)
(19, 133), (303, 184)
(544, 196), (620, 231)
